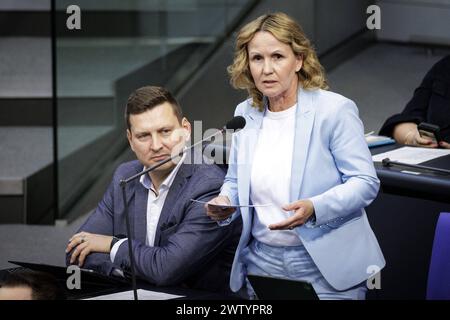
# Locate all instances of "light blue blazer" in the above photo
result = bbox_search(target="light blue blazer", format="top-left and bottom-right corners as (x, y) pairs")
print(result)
(220, 87), (385, 291)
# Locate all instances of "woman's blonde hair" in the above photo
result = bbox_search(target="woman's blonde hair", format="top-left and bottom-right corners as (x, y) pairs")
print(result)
(227, 12), (328, 110)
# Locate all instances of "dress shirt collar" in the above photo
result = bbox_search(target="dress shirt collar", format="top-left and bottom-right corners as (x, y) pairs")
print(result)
(139, 152), (186, 194)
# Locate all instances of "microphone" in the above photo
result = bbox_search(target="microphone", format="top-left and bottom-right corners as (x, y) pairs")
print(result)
(225, 116), (246, 131)
(202, 115), (246, 154)
(118, 116), (245, 300)
(381, 158), (450, 175)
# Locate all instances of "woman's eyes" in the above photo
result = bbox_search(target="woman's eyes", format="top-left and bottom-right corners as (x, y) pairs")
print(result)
(251, 54), (283, 61)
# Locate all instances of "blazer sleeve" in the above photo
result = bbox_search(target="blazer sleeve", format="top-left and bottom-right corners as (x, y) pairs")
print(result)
(65, 174), (116, 276)
(309, 100), (380, 225)
(215, 102), (249, 226)
(113, 180), (237, 286)
(218, 102), (245, 207)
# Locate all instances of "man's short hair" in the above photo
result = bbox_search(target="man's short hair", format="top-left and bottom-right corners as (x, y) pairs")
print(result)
(125, 86), (183, 130)
(0, 270), (66, 300)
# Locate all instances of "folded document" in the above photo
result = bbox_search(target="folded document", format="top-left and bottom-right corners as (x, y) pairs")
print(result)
(365, 135), (395, 148)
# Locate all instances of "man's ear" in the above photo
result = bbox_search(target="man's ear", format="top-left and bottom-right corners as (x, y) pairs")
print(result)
(126, 129), (134, 152)
(181, 118), (191, 141)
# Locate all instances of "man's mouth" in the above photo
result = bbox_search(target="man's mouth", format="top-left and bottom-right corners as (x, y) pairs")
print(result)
(151, 154), (169, 161)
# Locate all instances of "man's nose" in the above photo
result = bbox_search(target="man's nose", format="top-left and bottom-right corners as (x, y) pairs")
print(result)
(150, 136), (163, 152)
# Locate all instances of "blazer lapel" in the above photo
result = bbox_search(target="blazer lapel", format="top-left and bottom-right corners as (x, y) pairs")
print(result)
(153, 163), (192, 246)
(118, 164), (146, 242)
(290, 87), (315, 202)
(132, 181), (148, 243)
(238, 103), (265, 206)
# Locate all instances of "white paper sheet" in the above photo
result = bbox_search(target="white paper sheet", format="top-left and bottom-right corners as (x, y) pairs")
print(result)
(84, 289), (184, 300)
(190, 199), (273, 208)
(372, 146), (450, 164)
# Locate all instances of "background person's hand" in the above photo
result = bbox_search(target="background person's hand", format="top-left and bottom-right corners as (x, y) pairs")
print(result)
(66, 232), (113, 267)
(406, 129), (438, 148)
(439, 141), (450, 149)
(205, 196), (236, 221)
(269, 199), (315, 230)
(393, 122), (438, 148)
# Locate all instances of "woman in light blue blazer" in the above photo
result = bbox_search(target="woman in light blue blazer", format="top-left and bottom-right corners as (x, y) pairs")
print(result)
(206, 12), (385, 300)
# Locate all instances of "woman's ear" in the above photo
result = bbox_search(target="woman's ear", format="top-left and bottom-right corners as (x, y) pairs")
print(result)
(295, 54), (303, 73)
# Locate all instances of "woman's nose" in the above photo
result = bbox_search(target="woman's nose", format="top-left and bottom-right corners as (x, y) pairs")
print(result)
(263, 60), (273, 74)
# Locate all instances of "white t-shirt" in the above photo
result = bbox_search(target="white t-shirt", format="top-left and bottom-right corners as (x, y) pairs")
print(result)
(250, 104), (302, 247)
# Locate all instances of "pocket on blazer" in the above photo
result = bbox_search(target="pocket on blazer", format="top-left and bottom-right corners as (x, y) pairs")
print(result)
(160, 222), (179, 237)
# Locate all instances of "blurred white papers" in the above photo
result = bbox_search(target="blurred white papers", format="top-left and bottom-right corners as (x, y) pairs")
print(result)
(372, 146), (450, 164)
(190, 199), (272, 208)
(84, 289), (184, 300)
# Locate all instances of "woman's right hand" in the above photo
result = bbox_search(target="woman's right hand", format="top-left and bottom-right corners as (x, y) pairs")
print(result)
(205, 196), (236, 221)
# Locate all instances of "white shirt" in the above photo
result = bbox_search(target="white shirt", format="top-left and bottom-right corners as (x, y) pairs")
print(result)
(250, 104), (302, 247)
(110, 153), (186, 262)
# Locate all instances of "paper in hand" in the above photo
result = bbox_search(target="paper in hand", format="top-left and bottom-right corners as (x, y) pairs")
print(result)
(190, 199), (272, 208)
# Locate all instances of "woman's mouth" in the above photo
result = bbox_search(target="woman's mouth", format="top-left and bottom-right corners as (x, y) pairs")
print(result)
(262, 80), (277, 85)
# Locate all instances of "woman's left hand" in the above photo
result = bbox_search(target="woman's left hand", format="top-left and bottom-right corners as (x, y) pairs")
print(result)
(66, 232), (113, 267)
(269, 199), (315, 230)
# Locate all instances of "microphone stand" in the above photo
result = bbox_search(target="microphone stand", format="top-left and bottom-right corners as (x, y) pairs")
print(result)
(382, 158), (450, 175)
(118, 127), (227, 300)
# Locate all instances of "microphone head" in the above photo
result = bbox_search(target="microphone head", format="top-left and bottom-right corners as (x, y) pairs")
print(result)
(381, 158), (391, 167)
(225, 116), (246, 131)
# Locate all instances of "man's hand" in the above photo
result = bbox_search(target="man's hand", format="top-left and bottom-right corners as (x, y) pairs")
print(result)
(269, 199), (314, 230)
(205, 196), (236, 221)
(66, 232), (113, 267)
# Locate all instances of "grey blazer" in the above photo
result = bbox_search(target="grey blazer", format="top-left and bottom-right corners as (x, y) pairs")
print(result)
(66, 158), (241, 293)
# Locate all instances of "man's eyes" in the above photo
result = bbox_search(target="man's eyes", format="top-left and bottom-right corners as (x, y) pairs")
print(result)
(136, 129), (172, 139)
(137, 134), (149, 139)
(161, 129), (172, 135)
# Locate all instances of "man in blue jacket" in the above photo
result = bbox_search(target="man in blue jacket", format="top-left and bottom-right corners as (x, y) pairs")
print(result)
(65, 86), (241, 293)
